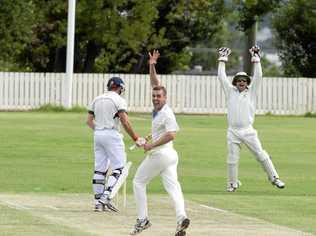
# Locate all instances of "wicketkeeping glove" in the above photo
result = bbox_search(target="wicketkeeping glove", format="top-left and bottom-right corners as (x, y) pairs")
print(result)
(249, 45), (261, 63)
(218, 47), (231, 62)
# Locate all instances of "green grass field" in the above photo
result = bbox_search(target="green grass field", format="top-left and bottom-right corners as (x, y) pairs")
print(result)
(0, 112), (315, 235)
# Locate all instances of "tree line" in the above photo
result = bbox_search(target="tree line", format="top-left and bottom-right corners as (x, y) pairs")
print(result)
(0, 0), (315, 77)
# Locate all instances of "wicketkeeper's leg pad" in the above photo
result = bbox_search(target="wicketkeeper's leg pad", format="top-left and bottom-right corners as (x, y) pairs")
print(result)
(227, 142), (241, 187)
(260, 156), (279, 182)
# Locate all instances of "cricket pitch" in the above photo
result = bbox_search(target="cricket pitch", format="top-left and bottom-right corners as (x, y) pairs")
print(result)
(0, 193), (312, 236)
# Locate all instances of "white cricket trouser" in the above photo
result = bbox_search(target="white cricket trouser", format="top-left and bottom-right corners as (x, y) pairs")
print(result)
(94, 129), (126, 171)
(133, 147), (187, 222)
(227, 126), (279, 186)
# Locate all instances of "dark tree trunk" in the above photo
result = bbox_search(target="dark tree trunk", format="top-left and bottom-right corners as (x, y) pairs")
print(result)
(54, 47), (66, 72)
(74, 36), (81, 73)
(243, 21), (257, 75)
(83, 40), (100, 73)
(133, 52), (146, 73)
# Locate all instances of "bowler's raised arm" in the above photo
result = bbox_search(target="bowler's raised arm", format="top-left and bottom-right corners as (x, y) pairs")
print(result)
(148, 50), (161, 87)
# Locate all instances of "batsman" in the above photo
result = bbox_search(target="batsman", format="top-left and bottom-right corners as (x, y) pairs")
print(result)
(217, 46), (286, 192)
(86, 77), (144, 212)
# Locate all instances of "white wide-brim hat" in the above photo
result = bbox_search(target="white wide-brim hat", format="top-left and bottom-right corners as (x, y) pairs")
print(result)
(232, 72), (251, 86)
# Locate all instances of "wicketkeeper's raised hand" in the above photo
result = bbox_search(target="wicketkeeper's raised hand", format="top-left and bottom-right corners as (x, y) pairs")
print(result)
(218, 47), (231, 62)
(249, 45), (261, 63)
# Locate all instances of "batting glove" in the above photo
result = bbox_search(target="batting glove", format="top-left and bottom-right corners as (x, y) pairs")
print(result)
(249, 45), (261, 63)
(218, 47), (231, 62)
(135, 137), (146, 147)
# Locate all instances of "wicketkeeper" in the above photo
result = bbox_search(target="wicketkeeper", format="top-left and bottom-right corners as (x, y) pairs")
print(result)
(217, 46), (285, 192)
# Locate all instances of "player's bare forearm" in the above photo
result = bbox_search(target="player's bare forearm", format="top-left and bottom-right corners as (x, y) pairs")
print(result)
(144, 131), (176, 151)
(148, 50), (160, 87)
(119, 112), (138, 141)
(86, 113), (95, 130)
(149, 64), (160, 87)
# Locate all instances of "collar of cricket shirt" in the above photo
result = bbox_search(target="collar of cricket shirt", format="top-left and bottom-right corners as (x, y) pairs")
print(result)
(152, 111), (158, 119)
(152, 104), (167, 119)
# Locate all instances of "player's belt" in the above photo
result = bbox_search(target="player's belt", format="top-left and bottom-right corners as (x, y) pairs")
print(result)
(95, 127), (115, 130)
(228, 124), (252, 130)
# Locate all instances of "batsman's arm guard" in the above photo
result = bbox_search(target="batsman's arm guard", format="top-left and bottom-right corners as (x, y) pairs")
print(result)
(109, 161), (132, 199)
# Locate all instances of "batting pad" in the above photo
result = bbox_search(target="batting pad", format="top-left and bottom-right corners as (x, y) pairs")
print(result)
(109, 161), (132, 199)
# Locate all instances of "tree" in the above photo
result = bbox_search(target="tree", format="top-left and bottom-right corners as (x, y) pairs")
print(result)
(273, 0), (316, 77)
(0, 0), (35, 71)
(188, 8), (244, 75)
(14, 0), (68, 72)
(19, 0), (161, 73)
(76, 0), (161, 73)
(1, 0), (225, 73)
(150, 0), (225, 74)
(79, 0), (225, 74)
(234, 0), (281, 74)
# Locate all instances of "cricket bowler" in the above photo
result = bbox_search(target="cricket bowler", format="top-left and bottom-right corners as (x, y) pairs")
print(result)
(130, 50), (190, 236)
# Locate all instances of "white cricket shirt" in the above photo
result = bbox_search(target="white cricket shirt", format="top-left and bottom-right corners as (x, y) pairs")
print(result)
(152, 104), (179, 149)
(218, 61), (263, 129)
(88, 91), (127, 131)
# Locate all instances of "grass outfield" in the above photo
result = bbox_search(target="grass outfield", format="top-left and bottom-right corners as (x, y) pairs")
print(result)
(0, 112), (315, 235)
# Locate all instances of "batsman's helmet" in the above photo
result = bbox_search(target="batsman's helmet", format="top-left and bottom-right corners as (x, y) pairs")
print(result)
(232, 72), (251, 86)
(107, 77), (125, 92)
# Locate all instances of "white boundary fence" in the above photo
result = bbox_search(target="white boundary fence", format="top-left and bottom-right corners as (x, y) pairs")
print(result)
(0, 72), (316, 115)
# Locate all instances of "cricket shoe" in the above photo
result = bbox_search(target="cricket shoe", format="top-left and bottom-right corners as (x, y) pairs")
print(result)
(227, 180), (242, 192)
(272, 178), (285, 189)
(94, 203), (109, 212)
(175, 218), (190, 236)
(130, 218), (152, 235)
(98, 195), (119, 212)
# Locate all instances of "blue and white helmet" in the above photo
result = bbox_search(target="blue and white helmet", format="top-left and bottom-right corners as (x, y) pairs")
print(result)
(107, 77), (125, 92)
